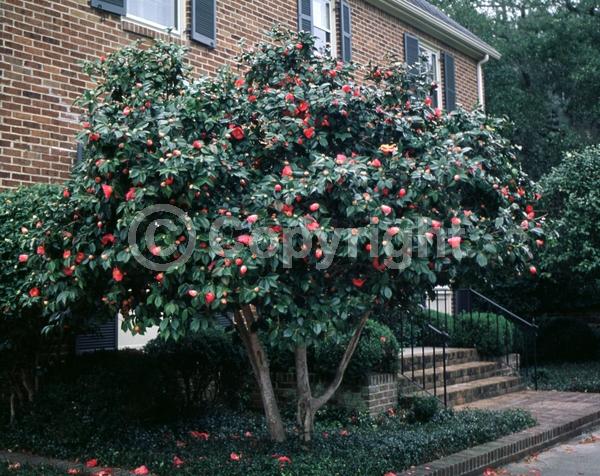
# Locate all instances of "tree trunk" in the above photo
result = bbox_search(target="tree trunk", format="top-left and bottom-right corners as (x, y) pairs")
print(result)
(234, 307), (286, 443)
(294, 311), (371, 443)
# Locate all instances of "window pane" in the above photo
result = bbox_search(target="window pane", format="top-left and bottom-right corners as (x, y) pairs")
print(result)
(312, 0), (330, 31)
(313, 27), (329, 52)
(128, 0), (177, 29)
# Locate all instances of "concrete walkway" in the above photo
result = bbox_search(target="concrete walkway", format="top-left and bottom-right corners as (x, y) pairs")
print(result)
(402, 391), (600, 476)
(498, 427), (600, 476)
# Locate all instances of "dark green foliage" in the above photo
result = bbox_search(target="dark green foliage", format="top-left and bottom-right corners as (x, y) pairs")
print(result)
(536, 318), (598, 363)
(408, 396), (441, 423)
(144, 327), (251, 409)
(0, 378), (535, 476)
(530, 362), (600, 393)
(269, 320), (400, 384)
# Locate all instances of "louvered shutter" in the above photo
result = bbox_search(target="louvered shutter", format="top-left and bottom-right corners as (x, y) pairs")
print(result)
(192, 0), (217, 48)
(75, 317), (118, 354)
(90, 0), (125, 15)
(340, 0), (352, 62)
(298, 0), (313, 34)
(404, 33), (420, 67)
(443, 52), (457, 111)
(76, 142), (84, 164)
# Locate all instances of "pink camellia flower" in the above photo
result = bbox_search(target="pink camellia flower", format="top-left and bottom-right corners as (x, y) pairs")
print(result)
(520, 220), (529, 230)
(424, 96), (433, 107)
(63, 188), (71, 198)
(112, 267), (124, 282)
(188, 290), (198, 298)
(306, 220), (320, 232)
(63, 250), (71, 259)
(309, 203), (320, 212)
(340, 429), (349, 437)
(451, 217), (461, 226)
(341, 84), (352, 93)
(371, 158), (382, 168)
(277, 456), (292, 465)
(132, 465), (149, 475)
(236, 234), (253, 246)
(18, 254), (29, 263)
(335, 154), (347, 165)
(173, 456), (184, 468)
(381, 205), (392, 216)
(536, 239), (544, 247)
(448, 237), (462, 249)
(246, 214), (258, 224)
(425, 232), (434, 240)
(384, 472), (398, 476)
(92, 470), (112, 476)
(285, 92), (295, 102)
(101, 184), (113, 200)
(125, 188), (136, 201)
(123, 106), (131, 116)
(431, 220), (442, 230)
(230, 452), (241, 462)
(239, 265), (248, 275)
(244, 431), (253, 438)
(192, 140), (203, 149)
(204, 292), (216, 305)
(67, 469), (81, 475)
(281, 165), (293, 177)
(85, 459), (99, 468)
(352, 278), (366, 288)
(387, 226), (400, 237)
(149, 245), (161, 256)
(398, 188), (407, 198)
(434, 108), (442, 118)
(189, 431), (209, 440)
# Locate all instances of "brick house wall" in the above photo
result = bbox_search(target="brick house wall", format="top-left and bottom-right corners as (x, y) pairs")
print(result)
(0, 0), (485, 189)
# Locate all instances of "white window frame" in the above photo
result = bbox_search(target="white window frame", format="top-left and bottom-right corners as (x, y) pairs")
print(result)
(419, 41), (443, 108)
(312, 0), (337, 57)
(126, 0), (184, 35)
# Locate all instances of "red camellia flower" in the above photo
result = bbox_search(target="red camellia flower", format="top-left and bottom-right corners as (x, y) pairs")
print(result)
(36, 245), (45, 256)
(424, 96), (433, 107)
(18, 254), (29, 263)
(282, 165), (293, 177)
(309, 203), (320, 212)
(63, 250), (71, 259)
(63, 188), (71, 198)
(285, 92), (295, 102)
(132, 466), (149, 475)
(155, 273), (164, 282)
(448, 236), (462, 249)
(64, 267), (74, 277)
(431, 220), (442, 230)
(303, 127), (315, 139)
(398, 188), (407, 198)
(371, 158), (382, 167)
(125, 188), (136, 201)
(29, 287), (40, 298)
(230, 452), (241, 462)
(112, 267), (124, 282)
(352, 278), (366, 288)
(189, 431), (209, 440)
(85, 459), (98, 468)
(234, 78), (244, 88)
(434, 108), (442, 118)
(230, 126), (245, 140)
(381, 205), (392, 216)
(101, 234), (115, 246)
(205, 292), (216, 305)
(239, 265), (248, 275)
(387, 226), (400, 237)
(149, 245), (161, 256)
(67, 469), (81, 475)
(246, 214), (258, 224)
(451, 217), (461, 226)
(274, 184), (282, 192)
(529, 265), (537, 275)
(101, 184), (113, 200)
(89, 132), (100, 142)
(277, 456), (292, 465)
(173, 456), (184, 468)
(341, 84), (352, 93)
(192, 139), (203, 149)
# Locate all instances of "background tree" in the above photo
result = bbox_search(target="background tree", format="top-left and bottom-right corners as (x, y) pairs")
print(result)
(430, 0), (600, 179)
(21, 29), (541, 443)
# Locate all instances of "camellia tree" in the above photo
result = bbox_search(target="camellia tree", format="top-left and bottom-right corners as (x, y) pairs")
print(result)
(24, 28), (541, 442)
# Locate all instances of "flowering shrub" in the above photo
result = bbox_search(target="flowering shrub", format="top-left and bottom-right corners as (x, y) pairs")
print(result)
(16, 27), (541, 441)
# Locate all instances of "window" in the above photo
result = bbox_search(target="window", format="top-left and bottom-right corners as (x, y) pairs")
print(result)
(312, 0), (334, 54)
(127, 0), (181, 32)
(418, 43), (442, 107)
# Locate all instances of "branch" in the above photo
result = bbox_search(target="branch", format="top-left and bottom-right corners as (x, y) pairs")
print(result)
(314, 311), (371, 409)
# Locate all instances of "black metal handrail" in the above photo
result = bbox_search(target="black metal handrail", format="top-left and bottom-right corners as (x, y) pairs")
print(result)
(468, 288), (538, 331)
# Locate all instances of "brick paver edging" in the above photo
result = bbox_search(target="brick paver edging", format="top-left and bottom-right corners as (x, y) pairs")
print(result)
(0, 451), (130, 475)
(401, 391), (600, 476)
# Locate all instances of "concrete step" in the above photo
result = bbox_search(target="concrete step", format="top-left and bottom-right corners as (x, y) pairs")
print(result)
(399, 347), (479, 372)
(445, 375), (525, 407)
(398, 360), (507, 392)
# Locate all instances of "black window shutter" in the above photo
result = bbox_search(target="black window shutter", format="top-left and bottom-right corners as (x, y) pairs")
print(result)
(443, 52), (457, 111)
(192, 0), (217, 48)
(404, 33), (420, 66)
(340, 0), (352, 62)
(431, 52), (439, 108)
(76, 142), (84, 163)
(75, 316), (118, 354)
(90, 0), (125, 15)
(298, 0), (313, 34)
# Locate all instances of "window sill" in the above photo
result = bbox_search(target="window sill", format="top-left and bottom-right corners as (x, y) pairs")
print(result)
(121, 18), (187, 44)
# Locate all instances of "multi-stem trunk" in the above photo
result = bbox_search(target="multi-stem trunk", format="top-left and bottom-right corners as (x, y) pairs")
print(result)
(295, 311), (371, 443)
(234, 306), (286, 443)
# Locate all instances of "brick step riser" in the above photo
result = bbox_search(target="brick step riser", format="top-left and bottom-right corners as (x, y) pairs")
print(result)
(399, 353), (479, 372)
(398, 367), (508, 392)
(447, 381), (525, 407)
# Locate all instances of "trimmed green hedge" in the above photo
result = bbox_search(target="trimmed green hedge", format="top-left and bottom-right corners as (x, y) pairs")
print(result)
(530, 362), (600, 393)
